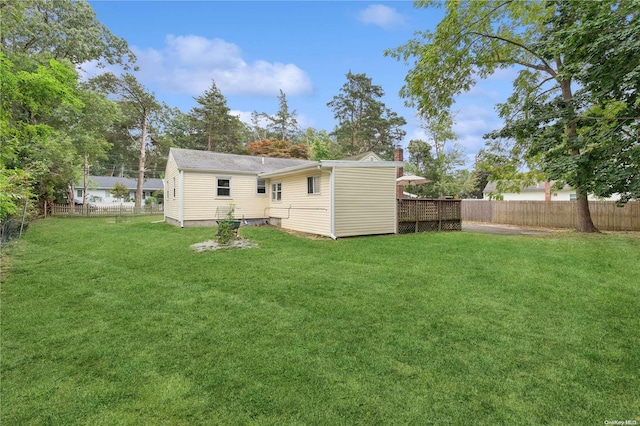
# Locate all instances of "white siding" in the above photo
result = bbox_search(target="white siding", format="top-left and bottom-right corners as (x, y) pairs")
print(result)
(334, 167), (397, 237)
(164, 153), (180, 222)
(183, 172), (270, 221)
(270, 172), (331, 237)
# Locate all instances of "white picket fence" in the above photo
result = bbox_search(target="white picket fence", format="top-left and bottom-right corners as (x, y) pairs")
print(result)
(51, 204), (163, 217)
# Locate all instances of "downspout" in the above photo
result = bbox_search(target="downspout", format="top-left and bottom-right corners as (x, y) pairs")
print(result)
(179, 170), (184, 227)
(162, 179), (166, 222)
(327, 167), (337, 240)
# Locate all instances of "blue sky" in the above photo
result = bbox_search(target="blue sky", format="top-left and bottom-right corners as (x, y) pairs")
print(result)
(88, 1), (514, 165)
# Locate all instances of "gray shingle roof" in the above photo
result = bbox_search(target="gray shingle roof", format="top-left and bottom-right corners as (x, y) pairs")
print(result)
(170, 148), (314, 174)
(87, 176), (164, 191)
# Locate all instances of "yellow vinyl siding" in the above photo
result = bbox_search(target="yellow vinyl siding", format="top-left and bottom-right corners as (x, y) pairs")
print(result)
(164, 153), (180, 222)
(272, 172), (331, 237)
(182, 172), (269, 221)
(334, 167), (397, 237)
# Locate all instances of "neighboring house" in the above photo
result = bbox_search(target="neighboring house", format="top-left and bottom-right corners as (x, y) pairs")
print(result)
(483, 181), (620, 201)
(75, 176), (164, 205)
(164, 148), (403, 238)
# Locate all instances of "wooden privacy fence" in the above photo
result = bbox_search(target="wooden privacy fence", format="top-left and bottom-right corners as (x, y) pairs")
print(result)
(51, 204), (164, 217)
(398, 199), (461, 234)
(462, 200), (640, 231)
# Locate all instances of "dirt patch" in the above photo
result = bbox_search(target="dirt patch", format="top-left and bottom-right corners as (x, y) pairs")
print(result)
(191, 237), (258, 252)
(462, 222), (559, 236)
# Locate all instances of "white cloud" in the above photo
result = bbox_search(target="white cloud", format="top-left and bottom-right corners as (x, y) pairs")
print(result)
(229, 110), (253, 126)
(357, 5), (407, 30)
(132, 35), (314, 97)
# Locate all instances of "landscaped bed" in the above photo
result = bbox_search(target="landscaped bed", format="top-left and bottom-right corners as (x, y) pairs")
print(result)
(2, 216), (638, 424)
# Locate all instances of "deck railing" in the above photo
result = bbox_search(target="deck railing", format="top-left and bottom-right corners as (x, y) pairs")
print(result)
(398, 199), (462, 233)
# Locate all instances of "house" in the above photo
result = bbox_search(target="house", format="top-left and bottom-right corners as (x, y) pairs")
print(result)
(75, 176), (164, 205)
(483, 181), (620, 201)
(164, 148), (404, 238)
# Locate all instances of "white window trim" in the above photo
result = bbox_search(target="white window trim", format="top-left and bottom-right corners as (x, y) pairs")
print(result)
(307, 175), (321, 195)
(256, 178), (267, 196)
(271, 182), (282, 203)
(216, 176), (232, 199)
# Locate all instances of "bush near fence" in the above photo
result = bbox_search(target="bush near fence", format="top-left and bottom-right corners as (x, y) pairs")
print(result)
(461, 200), (640, 231)
(51, 204), (164, 217)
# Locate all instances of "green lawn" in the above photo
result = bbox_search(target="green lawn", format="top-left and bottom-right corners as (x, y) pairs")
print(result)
(2, 217), (639, 425)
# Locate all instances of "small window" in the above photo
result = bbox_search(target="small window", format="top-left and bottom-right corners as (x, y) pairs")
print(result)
(257, 179), (266, 195)
(217, 178), (231, 197)
(271, 182), (282, 202)
(76, 189), (83, 197)
(173, 177), (176, 198)
(307, 176), (320, 194)
(569, 193), (577, 201)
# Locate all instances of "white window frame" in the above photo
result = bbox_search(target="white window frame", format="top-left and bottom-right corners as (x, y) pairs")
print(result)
(271, 182), (282, 202)
(307, 175), (321, 195)
(256, 178), (267, 196)
(216, 177), (232, 198)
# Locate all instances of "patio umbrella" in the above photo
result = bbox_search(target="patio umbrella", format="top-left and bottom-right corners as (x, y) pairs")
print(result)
(396, 174), (430, 185)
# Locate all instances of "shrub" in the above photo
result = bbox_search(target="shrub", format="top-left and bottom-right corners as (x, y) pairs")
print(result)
(216, 204), (237, 245)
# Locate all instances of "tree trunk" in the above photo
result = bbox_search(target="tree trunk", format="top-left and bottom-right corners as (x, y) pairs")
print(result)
(136, 111), (147, 208)
(83, 154), (89, 205)
(575, 188), (598, 233)
(559, 78), (598, 232)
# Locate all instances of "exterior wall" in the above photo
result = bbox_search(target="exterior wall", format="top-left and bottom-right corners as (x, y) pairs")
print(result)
(483, 190), (618, 201)
(333, 167), (397, 237)
(79, 189), (157, 204)
(164, 154), (180, 222)
(270, 171), (332, 237)
(182, 172), (270, 222)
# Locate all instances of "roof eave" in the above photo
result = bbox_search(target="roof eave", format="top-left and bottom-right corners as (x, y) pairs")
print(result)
(320, 160), (405, 168)
(258, 162), (320, 178)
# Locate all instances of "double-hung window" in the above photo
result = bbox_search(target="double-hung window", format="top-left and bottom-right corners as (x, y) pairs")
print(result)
(307, 176), (320, 195)
(257, 179), (266, 195)
(271, 182), (282, 202)
(216, 177), (231, 197)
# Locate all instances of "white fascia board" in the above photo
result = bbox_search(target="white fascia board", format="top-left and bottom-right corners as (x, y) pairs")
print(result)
(320, 160), (405, 168)
(258, 162), (321, 179)
(179, 168), (258, 176)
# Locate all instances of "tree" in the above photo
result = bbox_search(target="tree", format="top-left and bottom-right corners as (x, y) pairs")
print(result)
(263, 90), (300, 143)
(90, 73), (161, 207)
(463, 150), (492, 199)
(419, 113), (467, 198)
(327, 71), (406, 160)
(0, 53), (85, 211)
(387, 0), (639, 232)
(247, 140), (309, 159)
(0, 0), (135, 68)
(406, 136), (473, 198)
(0, 0), (135, 217)
(301, 127), (339, 160)
(189, 80), (245, 152)
(110, 182), (128, 201)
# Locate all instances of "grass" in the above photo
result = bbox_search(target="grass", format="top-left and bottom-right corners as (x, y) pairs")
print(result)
(1, 216), (639, 425)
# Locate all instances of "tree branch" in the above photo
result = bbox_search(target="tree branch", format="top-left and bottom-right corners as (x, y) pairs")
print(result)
(469, 31), (556, 75)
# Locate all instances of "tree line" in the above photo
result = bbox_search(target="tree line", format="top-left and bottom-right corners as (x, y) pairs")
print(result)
(1, 0), (637, 233)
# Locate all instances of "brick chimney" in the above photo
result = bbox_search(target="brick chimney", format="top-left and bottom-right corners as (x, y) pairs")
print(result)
(394, 145), (404, 199)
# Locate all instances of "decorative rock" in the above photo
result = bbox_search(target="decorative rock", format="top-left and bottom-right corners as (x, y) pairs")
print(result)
(190, 238), (258, 252)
